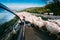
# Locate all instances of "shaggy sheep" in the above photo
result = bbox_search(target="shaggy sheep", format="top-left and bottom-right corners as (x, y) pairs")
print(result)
(48, 19), (60, 27)
(55, 20), (60, 27)
(45, 21), (60, 39)
(46, 21), (60, 34)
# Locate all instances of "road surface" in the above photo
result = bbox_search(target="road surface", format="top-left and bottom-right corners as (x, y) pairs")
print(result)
(25, 26), (57, 40)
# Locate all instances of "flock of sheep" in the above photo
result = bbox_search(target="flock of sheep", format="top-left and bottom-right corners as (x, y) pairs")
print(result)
(15, 12), (60, 39)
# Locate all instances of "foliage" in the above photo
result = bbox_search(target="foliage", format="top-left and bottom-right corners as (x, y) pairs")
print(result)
(45, 0), (60, 15)
(21, 7), (51, 14)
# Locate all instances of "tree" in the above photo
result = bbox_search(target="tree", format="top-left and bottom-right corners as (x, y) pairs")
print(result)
(46, 0), (60, 15)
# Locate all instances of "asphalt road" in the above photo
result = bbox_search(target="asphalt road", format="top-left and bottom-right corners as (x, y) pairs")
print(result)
(40, 15), (60, 19)
(25, 26), (57, 40)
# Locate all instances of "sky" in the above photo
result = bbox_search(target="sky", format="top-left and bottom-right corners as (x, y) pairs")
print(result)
(0, 0), (48, 10)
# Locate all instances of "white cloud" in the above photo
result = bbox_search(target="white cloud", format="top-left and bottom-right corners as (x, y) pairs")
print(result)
(5, 3), (45, 10)
(47, 0), (53, 3)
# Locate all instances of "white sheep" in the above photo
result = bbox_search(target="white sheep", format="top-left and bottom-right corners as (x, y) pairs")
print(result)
(48, 19), (60, 27)
(45, 21), (60, 39)
(55, 20), (60, 27)
(46, 21), (60, 34)
(35, 21), (45, 28)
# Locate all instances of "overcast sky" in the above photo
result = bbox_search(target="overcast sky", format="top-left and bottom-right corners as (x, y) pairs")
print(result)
(0, 0), (49, 10)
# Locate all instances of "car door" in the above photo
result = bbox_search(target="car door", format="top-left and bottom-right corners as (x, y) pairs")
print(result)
(0, 7), (21, 40)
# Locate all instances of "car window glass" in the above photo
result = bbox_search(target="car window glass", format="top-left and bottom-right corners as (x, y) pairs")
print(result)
(0, 8), (15, 24)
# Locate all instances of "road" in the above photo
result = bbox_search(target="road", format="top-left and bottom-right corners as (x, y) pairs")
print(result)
(25, 26), (57, 40)
(40, 15), (60, 19)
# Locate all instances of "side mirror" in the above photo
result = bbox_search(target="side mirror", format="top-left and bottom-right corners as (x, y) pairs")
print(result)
(12, 28), (16, 35)
(19, 22), (24, 25)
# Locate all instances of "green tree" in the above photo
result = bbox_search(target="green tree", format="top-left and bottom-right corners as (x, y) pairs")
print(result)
(46, 0), (60, 15)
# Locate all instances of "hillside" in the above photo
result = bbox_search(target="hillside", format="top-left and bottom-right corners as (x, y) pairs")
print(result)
(20, 7), (51, 14)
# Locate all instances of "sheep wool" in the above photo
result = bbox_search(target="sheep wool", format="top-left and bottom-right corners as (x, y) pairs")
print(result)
(46, 21), (60, 34)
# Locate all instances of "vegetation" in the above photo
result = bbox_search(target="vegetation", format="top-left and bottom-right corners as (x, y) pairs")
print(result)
(0, 16), (19, 36)
(19, 0), (60, 15)
(20, 7), (51, 14)
(45, 0), (60, 15)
